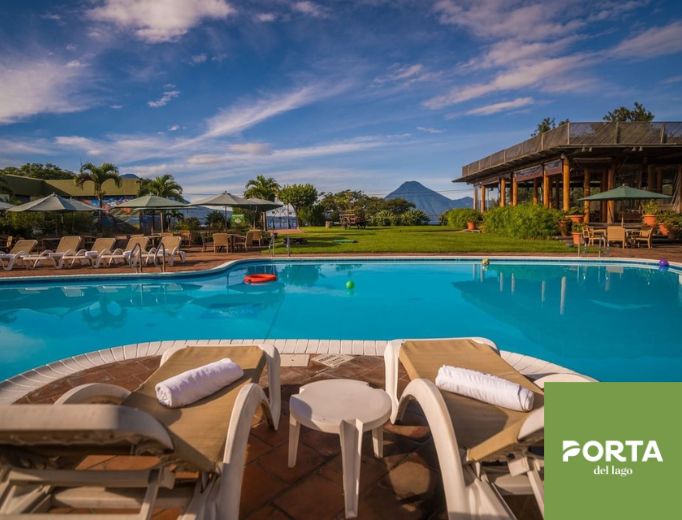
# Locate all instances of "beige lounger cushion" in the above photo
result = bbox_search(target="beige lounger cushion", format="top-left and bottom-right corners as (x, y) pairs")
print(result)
(123, 346), (265, 472)
(399, 339), (543, 462)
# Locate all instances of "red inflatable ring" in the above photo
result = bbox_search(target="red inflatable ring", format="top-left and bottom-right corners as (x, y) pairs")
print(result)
(244, 273), (278, 284)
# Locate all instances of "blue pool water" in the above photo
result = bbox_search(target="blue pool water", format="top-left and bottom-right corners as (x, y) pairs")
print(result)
(0, 259), (680, 382)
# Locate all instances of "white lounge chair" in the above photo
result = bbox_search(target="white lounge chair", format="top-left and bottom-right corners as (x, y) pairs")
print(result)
(95, 236), (150, 267)
(144, 235), (186, 266)
(384, 338), (594, 519)
(0, 343), (281, 519)
(0, 239), (38, 271)
(22, 236), (82, 269)
(58, 237), (117, 268)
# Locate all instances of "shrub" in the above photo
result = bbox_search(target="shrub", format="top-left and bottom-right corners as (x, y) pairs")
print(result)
(297, 204), (326, 226)
(443, 208), (482, 229)
(483, 204), (562, 239)
(398, 208), (430, 226)
(370, 210), (397, 226)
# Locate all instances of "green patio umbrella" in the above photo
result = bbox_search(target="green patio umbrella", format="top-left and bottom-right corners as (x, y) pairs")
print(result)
(579, 185), (671, 201)
(8, 193), (101, 212)
(579, 185), (670, 225)
(8, 193), (101, 233)
(192, 192), (252, 228)
(115, 194), (188, 232)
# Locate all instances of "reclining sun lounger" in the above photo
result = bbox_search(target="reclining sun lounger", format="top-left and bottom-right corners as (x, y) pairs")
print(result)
(0, 239), (38, 271)
(384, 338), (594, 519)
(95, 236), (150, 267)
(0, 344), (281, 519)
(144, 235), (186, 266)
(22, 236), (82, 269)
(58, 237), (117, 268)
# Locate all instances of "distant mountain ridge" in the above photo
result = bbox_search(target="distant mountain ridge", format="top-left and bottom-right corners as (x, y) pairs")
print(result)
(385, 181), (472, 223)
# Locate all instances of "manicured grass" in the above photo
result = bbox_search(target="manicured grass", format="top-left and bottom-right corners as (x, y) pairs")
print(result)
(270, 226), (573, 254)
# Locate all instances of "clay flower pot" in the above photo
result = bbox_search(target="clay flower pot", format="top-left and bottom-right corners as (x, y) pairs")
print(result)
(466, 221), (477, 231)
(658, 223), (670, 237)
(643, 214), (658, 227)
(569, 214), (584, 223)
(571, 231), (582, 246)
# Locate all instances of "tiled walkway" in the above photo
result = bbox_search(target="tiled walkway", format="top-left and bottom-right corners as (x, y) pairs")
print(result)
(16, 355), (541, 520)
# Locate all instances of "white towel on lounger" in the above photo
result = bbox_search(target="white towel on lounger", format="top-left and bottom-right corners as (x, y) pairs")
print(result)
(435, 365), (534, 412)
(155, 358), (244, 408)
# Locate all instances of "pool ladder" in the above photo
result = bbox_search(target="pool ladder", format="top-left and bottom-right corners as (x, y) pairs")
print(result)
(130, 242), (168, 273)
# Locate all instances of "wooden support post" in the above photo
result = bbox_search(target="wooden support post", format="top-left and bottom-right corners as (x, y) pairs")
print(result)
(499, 178), (506, 207)
(533, 178), (539, 205)
(562, 158), (570, 212)
(676, 166), (682, 212)
(607, 164), (615, 224)
(583, 169), (591, 223)
(600, 172), (608, 222)
(647, 165), (655, 191)
(511, 175), (518, 206)
(543, 173), (550, 208)
(656, 167), (663, 193)
(473, 186), (478, 211)
(481, 185), (487, 212)
(554, 177), (560, 209)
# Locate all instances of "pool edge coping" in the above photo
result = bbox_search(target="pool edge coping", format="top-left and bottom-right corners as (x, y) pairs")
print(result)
(0, 339), (577, 404)
(0, 254), (680, 284)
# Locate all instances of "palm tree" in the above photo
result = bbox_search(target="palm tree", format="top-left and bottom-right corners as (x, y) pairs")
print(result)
(244, 175), (280, 201)
(141, 174), (184, 201)
(75, 162), (121, 227)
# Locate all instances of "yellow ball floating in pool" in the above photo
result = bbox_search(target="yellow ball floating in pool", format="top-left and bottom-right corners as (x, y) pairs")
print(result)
(346, 280), (355, 290)
(481, 258), (490, 266)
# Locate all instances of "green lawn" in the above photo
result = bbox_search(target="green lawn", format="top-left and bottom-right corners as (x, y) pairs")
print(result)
(269, 226), (573, 254)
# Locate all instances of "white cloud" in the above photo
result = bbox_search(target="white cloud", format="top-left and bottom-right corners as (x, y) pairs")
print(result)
(148, 88), (180, 108)
(65, 43), (77, 51)
(465, 96), (534, 115)
(433, 0), (584, 42)
(168, 124), (181, 131)
(87, 0), (235, 43)
(228, 142), (271, 155)
(0, 138), (51, 155)
(417, 126), (445, 134)
(66, 59), (83, 68)
(201, 85), (322, 139)
(54, 136), (103, 156)
(110, 104), (123, 109)
(609, 21), (682, 58)
(255, 12), (277, 23)
(425, 54), (588, 108)
(291, 1), (330, 18)
(663, 74), (682, 85)
(191, 53), (208, 64)
(0, 56), (92, 124)
(373, 63), (437, 86)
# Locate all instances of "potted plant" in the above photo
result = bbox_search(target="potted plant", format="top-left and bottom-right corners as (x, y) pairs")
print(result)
(641, 200), (659, 227)
(571, 222), (584, 246)
(659, 212), (681, 239)
(567, 206), (584, 223)
(466, 211), (483, 231)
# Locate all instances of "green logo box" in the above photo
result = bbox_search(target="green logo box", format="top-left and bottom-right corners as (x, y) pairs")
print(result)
(545, 383), (682, 519)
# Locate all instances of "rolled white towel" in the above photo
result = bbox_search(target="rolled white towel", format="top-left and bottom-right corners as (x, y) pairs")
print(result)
(435, 365), (534, 412)
(155, 358), (244, 408)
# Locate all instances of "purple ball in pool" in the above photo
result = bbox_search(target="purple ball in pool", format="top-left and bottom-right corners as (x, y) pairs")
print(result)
(658, 259), (670, 270)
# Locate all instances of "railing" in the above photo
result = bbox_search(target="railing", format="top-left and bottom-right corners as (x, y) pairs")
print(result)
(156, 241), (167, 273)
(129, 243), (143, 273)
(462, 122), (682, 177)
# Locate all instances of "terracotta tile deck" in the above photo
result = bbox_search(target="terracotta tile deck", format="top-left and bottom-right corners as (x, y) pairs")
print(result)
(15, 355), (541, 519)
(0, 243), (680, 279)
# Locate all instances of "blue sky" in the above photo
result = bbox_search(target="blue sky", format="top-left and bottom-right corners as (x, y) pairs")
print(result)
(1, 0), (681, 201)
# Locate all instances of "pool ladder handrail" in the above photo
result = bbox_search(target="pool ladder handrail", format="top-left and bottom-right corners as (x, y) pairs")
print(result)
(129, 242), (143, 273)
(156, 241), (167, 273)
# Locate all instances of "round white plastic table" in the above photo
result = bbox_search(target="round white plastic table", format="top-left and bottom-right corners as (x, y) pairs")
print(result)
(288, 379), (392, 518)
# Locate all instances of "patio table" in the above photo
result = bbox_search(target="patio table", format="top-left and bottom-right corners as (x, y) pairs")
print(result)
(288, 379), (391, 518)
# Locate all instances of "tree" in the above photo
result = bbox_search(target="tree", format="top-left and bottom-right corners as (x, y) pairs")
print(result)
(530, 117), (570, 137)
(603, 102), (654, 123)
(278, 184), (319, 225)
(0, 163), (75, 179)
(244, 175), (280, 201)
(383, 198), (415, 215)
(206, 210), (227, 230)
(75, 162), (121, 227)
(140, 174), (183, 201)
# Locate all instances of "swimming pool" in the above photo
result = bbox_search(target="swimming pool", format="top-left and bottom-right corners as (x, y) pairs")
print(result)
(0, 258), (680, 382)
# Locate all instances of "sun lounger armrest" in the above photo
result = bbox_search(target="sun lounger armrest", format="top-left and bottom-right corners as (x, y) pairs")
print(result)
(56, 383), (132, 405)
(384, 340), (403, 420)
(533, 372), (596, 388)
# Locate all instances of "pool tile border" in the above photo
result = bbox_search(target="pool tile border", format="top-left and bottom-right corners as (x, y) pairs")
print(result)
(0, 339), (575, 404)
